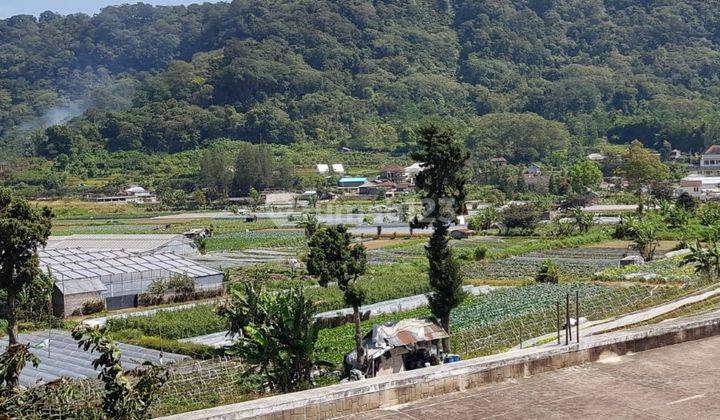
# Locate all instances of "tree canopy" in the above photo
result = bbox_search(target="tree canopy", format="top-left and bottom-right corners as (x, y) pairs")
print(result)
(4, 0), (720, 161)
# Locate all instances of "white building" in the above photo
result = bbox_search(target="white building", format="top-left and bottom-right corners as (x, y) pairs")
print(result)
(331, 163), (345, 174)
(696, 145), (720, 176)
(678, 174), (720, 200)
(92, 185), (157, 204)
(316, 164), (330, 174)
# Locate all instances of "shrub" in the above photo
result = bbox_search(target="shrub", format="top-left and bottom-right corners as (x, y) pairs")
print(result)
(81, 300), (105, 315)
(166, 275), (195, 294)
(698, 203), (720, 226)
(473, 246), (488, 261)
(467, 207), (499, 231)
(535, 259), (560, 284)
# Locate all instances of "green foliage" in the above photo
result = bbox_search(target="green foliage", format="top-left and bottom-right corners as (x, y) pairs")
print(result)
(626, 213), (664, 261)
(296, 213), (324, 239)
(616, 141), (670, 211)
(0, 344), (39, 394)
(0, 187), (53, 364)
(467, 113), (571, 164)
(473, 246), (488, 261)
(106, 305), (225, 340)
(698, 203), (720, 226)
(680, 241), (720, 279)
(535, 260), (560, 284)
(467, 207), (499, 231)
(72, 325), (168, 420)
(568, 160), (602, 192)
(217, 282), (327, 392)
(79, 300), (106, 316)
(502, 203), (542, 234)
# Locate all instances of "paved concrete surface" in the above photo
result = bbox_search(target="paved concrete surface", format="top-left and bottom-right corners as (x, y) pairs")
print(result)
(347, 335), (720, 419)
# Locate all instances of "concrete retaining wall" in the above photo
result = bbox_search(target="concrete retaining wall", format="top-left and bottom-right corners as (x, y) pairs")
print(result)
(158, 311), (720, 420)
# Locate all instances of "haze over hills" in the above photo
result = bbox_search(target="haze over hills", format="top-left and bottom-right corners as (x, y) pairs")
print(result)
(2, 0), (720, 192)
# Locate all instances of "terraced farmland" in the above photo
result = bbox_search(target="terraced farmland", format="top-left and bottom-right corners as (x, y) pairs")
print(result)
(463, 247), (631, 280)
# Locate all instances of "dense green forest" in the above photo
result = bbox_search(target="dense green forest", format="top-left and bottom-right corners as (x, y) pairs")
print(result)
(2, 0), (720, 195)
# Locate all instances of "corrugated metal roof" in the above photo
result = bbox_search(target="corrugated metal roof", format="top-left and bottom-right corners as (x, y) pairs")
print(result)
(370, 318), (449, 349)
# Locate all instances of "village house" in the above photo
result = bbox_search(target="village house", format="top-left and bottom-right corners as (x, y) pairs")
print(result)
(90, 185), (157, 204)
(678, 174), (720, 200)
(490, 157), (507, 166)
(524, 163), (542, 176)
(338, 176), (367, 189)
(694, 145), (720, 176)
(378, 164), (406, 183)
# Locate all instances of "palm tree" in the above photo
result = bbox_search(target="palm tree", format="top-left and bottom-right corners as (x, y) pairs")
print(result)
(572, 208), (594, 233)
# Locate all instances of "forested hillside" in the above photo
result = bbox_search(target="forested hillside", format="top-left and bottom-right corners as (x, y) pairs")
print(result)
(2, 0), (720, 193)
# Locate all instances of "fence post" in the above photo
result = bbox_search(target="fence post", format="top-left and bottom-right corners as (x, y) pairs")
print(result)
(576, 290), (580, 343)
(565, 293), (570, 345)
(556, 301), (560, 345)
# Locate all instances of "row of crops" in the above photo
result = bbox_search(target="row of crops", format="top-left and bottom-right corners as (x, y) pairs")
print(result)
(205, 230), (307, 251)
(462, 247), (633, 280)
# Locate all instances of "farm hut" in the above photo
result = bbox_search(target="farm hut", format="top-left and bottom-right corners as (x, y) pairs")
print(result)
(41, 248), (223, 315)
(316, 164), (330, 174)
(183, 228), (212, 240)
(263, 191), (298, 205)
(344, 318), (448, 378)
(620, 255), (645, 267)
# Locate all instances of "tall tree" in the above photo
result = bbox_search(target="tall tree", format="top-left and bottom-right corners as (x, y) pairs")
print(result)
(616, 141), (670, 213)
(306, 225), (367, 368)
(411, 125), (469, 353)
(0, 188), (53, 349)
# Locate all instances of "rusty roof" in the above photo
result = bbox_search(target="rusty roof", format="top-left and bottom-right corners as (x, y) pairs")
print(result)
(369, 318), (449, 348)
(705, 145), (720, 155)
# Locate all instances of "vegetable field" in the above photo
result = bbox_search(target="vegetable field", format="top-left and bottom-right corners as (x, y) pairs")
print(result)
(206, 230), (306, 251)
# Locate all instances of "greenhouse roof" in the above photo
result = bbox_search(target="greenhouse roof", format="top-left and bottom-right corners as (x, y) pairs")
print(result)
(0, 330), (187, 388)
(39, 248), (221, 294)
(45, 234), (192, 253)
